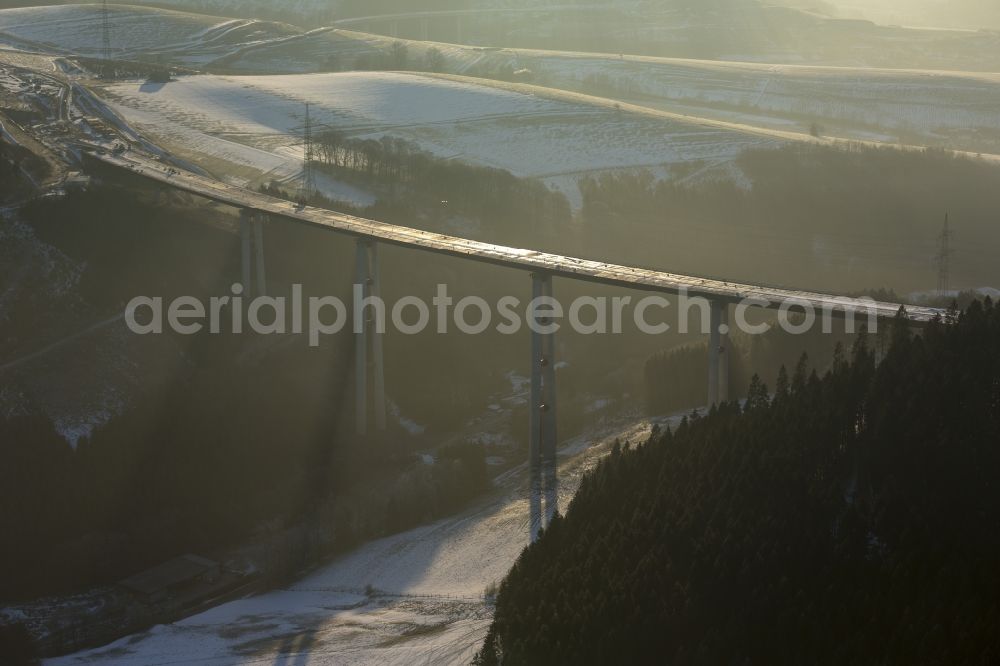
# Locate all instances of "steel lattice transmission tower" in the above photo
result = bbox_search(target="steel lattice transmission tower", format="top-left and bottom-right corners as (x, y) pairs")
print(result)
(936, 214), (954, 296)
(101, 0), (113, 62)
(301, 103), (317, 200)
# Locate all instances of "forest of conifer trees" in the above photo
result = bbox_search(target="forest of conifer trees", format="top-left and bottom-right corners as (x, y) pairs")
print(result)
(479, 301), (1000, 665)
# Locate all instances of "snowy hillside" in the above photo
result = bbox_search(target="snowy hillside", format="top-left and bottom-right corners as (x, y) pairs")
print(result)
(5, 5), (1000, 156)
(49, 416), (673, 665)
(97, 71), (780, 203)
(0, 4), (300, 65)
(220, 30), (1000, 153)
(133, 0), (342, 23)
(127, 0), (565, 24)
(499, 52), (1000, 153)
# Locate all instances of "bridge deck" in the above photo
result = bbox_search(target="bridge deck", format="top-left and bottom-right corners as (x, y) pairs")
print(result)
(87, 151), (944, 324)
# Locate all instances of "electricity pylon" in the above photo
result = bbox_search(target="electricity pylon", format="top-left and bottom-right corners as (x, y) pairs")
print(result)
(936, 215), (954, 296)
(101, 0), (112, 61)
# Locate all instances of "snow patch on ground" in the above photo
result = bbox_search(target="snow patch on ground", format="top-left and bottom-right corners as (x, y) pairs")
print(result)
(389, 399), (428, 436)
(51, 413), (680, 665)
(53, 394), (125, 450)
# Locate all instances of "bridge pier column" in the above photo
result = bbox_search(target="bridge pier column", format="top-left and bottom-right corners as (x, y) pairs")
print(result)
(239, 209), (267, 297)
(369, 242), (386, 432)
(530, 273), (558, 542)
(719, 303), (730, 404)
(253, 215), (267, 298)
(240, 210), (252, 293)
(540, 275), (558, 531)
(707, 300), (730, 408)
(355, 239), (386, 437)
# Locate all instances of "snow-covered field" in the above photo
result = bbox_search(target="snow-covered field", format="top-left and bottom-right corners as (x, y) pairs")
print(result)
(0, 4), (298, 66)
(7, 3), (1000, 159)
(216, 30), (1000, 153)
(130, 0), (340, 21)
(49, 415), (675, 666)
(98, 71), (779, 203)
(507, 52), (1000, 150)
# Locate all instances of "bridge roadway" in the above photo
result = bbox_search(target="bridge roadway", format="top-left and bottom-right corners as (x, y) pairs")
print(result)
(88, 151), (943, 324)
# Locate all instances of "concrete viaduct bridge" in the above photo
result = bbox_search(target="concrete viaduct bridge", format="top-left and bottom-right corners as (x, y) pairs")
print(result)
(86, 151), (944, 541)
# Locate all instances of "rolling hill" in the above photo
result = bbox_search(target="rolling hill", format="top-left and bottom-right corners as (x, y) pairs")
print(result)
(0, 3), (299, 64)
(96, 71), (781, 204)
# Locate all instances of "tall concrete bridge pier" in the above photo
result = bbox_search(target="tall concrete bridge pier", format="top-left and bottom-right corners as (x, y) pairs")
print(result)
(239, 209), (267, 298)
(708, 301), (731, 407)
(355, 239), (387, 437)
(529, 273), (559, 540)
